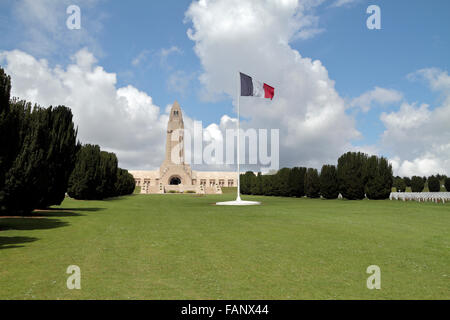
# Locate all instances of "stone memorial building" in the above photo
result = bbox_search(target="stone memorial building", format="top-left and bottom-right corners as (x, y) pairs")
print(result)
(130, 101), (237, 194)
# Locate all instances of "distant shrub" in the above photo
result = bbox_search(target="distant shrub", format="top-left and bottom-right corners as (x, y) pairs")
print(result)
(185, 190), (196, 194)
(168, 190), (178, 193)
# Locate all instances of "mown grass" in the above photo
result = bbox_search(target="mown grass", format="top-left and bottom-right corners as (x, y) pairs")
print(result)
(0, 193), (449, 299)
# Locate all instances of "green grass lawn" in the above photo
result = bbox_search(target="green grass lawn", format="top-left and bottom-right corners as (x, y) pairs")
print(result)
(1, 194), (449, 299)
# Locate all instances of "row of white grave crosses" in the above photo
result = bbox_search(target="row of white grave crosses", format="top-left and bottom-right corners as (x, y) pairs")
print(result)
(390, 192), (450, 203)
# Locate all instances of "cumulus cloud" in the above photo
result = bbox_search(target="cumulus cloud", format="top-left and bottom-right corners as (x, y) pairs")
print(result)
(185, 0), (360, 169)
(0, 48), (169, 170)
(351, 87), (403, 112)
(382, 68), (450, 176)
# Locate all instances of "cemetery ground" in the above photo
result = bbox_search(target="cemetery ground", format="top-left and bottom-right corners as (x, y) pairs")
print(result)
(0, 191), (448, 299)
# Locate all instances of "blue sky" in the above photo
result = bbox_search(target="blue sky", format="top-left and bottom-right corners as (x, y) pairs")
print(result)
(1, 0), (449, 175)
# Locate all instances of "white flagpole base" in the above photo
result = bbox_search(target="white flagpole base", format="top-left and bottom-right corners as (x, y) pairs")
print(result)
(216, 197), (261, 206)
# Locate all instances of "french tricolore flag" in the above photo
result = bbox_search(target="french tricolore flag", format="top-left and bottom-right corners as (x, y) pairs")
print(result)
(240, 72), (275, 100)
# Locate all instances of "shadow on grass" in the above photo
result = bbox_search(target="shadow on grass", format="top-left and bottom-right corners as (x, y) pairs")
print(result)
(45, 207), (106, 213)
(0, 218), (69, 231)
(0, 236), (39, 250)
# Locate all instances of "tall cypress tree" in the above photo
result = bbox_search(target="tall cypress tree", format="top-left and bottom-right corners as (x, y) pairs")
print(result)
(97, 151), (119, 198)
(393, 177), (406, 192)
(0, 67), (12, 212)
(287, 167), (306, 197)
(4, 105), (51, 213)
(320, 164), (339, 199)
(337, 152), (368, 200)
(444, 177), (450, 192)
(427, 175), (440, 192)
(305, 168), (320, 198)
(411, 176), (424, 192)
(364, 156), (393, 200)
(275, 168), (290, 197)
(115, 168), (136, 196)
(240, 171), (255, 195)
(38, 106), (79, 208)
(68, 144), (103, 200)
(0, 67), (11, 114)
(251, 172), (262, 195)
(262, 174), (275, 196)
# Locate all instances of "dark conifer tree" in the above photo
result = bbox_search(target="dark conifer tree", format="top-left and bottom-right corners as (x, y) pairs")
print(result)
(403, 177), (411, 187)
(38, 106), (79, 208)
(364, 156), (393, 200)
(305, 168), (320, 198)
(393, 177), (406, 192)
(427, 175), (440, 192)
(275, 168), (290, 197)
(337, 152), (368, 200)
(444, 177), (450, 192)
(251, 172), (263, 195)
(68, 144), (103, 200)
(411, 176), (425, 192)
(319, 165), (339, 199)
(115, 168), (136, 196)
(287, 167), (306, 197)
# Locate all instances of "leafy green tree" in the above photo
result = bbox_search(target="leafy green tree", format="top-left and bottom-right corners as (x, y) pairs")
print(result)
(393, 177), (406, 192)
(411, 176), (424, 192)
(319, 165), (339, 199)
(337, 152), (368, 200)
(364, 156), (393, 200)
(305, 168), (320, 198)
(427, 175), (440, 192)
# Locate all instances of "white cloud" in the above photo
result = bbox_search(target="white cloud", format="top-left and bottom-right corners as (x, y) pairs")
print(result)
(382, 68), (450, 176)
(131, 50), (152, 66)
(132, 46), (182, 68)
(329, 0), (360, 8)
(351, 87), (403, 112)
(167, 70), (196, 95)
(160, 46), (182, 59)
(185, 0), (360, 169)
(0, 48), (169, 170)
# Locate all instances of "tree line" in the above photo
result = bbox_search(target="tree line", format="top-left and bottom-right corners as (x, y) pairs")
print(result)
(393, 175), (450, 192)
(0, 67), (135, 215)
(68, 144), (135, 200)
(240, 152), (394, 200)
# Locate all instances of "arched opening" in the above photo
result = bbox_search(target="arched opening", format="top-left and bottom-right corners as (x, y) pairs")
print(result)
(169, 176), (181, 185)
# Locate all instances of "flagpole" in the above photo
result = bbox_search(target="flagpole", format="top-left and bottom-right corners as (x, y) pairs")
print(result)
(236, 71), (241, 202)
